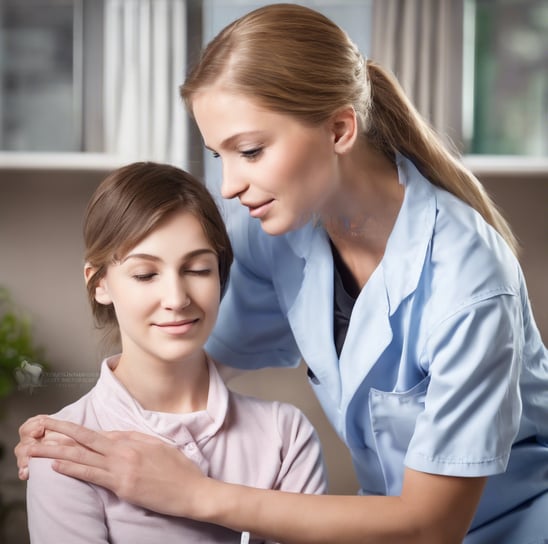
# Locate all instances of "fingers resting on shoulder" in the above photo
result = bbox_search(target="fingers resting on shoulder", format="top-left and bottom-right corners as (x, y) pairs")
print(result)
(14, 414), (50, 479)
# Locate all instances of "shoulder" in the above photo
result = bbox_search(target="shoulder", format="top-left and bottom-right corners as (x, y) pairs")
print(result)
(28, 390), (101, 481)
(51, 388), (101, 428)
(425, 186), (521, 315)
(388, 157), (522, 327)
(394, 159), (524, 339)
(226, 391), (326, 491)
(400, 156), (519, 298)
(228, 391), (317, 442)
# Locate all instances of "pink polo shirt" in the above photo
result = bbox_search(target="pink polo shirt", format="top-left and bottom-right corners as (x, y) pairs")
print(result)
(27, 356), (327, 543)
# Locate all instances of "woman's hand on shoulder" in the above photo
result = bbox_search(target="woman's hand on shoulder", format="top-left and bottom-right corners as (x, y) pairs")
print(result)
(24, 418), (213, 518)
(15, 415), (88, 480)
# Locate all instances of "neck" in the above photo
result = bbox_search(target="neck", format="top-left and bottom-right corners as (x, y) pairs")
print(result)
(321, 142), (404, 288)
(112, 350), (210, 413)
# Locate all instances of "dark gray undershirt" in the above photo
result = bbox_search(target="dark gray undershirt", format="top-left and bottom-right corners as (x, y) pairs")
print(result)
(331, 242), (359, 357)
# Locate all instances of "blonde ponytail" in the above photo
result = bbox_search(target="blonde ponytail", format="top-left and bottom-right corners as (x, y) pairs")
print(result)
(366, 61), (518, 254)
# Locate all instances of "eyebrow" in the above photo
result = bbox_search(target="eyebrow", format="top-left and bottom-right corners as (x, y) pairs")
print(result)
(121, 248), (216, 264)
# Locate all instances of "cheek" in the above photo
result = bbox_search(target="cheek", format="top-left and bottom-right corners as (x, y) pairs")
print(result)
(285, 146), (337, 207)
(194, 280), (221, 312)
(110, 284), (150, 317)
(210, 283), (222, 313)
(289, 130), (334, 176)
(201, 292), (221, 333)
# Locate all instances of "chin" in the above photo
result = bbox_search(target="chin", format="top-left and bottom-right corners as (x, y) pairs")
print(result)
(260, 222), (292, 237)
(259, 215), (309, 237)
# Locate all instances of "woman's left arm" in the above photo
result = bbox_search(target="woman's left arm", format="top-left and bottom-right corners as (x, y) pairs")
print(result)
(27, 418), (485, 543)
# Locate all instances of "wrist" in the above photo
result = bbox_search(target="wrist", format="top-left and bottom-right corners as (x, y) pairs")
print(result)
(186, 476), (228, 523)
(194, 478), (249, 533)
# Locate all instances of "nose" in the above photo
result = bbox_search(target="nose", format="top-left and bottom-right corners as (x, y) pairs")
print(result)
(162, 275), (191, 311)
(220, 163), (248, 200)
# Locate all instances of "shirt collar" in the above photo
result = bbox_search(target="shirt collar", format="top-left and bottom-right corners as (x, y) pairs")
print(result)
(382, 153), (436, 314)
(92, 354), (229, 447)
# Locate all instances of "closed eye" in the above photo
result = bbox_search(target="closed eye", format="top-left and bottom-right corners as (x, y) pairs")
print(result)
(240, 147), (263, 160)
(185, 269), (212, 276)
(133, 273), (157, 282)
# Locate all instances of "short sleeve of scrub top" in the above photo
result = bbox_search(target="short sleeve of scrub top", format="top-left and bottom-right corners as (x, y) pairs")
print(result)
(401, 291), (523, 477)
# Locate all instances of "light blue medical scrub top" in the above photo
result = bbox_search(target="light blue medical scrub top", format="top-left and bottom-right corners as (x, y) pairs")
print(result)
(206, 155), (548, 541)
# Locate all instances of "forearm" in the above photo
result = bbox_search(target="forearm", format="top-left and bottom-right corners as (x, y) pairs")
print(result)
(191, 469), (485, 544)
(195, 480), (421, 544)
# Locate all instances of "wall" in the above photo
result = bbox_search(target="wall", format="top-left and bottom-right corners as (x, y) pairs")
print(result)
(0, 166), (546, 543)
(0, 168), (105, 544)
(481, 175), (547, 332)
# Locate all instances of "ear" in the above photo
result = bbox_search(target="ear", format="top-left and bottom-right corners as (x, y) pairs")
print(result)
(330, 105), (358, 154)
(84, 263), (112, 305)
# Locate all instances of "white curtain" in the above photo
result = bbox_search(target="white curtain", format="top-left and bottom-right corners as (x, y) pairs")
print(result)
(103, 0), (187, 166)
(371, 0), (463, 145)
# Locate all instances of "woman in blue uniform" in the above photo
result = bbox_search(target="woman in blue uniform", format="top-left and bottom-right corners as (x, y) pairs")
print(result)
(16, 4), (548, 542)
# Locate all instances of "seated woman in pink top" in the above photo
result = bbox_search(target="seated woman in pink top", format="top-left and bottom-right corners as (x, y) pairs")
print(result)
(26, 162), (327, 544)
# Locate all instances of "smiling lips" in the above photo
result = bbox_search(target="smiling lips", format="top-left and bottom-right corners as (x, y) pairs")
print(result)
(244, 199), (275, 218)
(155, 319), (199, 335)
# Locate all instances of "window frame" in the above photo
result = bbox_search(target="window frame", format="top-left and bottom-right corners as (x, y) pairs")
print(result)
(1, 0), (546, 176)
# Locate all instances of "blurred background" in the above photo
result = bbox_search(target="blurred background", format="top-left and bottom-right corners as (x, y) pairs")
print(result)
(0, 0), (547, 542)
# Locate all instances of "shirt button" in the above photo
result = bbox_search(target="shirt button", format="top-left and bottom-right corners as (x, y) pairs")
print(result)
(185, 442), (196, 452)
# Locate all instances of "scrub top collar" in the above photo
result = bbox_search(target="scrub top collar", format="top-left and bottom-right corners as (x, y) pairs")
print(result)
(383, 154), (437, 315)
(284, 153), (437, 318)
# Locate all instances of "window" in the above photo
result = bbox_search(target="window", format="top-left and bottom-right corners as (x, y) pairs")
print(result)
(2, 0), (545, 169)
(463, 0), (548, 157)
(0, 0), (185, 167)
(0, 0), (83, 151)
(0, 0), (105, 155)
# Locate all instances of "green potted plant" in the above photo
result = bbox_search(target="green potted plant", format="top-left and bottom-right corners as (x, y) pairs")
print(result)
(0, 286), (46, 405)
(0, 285), (46, 536)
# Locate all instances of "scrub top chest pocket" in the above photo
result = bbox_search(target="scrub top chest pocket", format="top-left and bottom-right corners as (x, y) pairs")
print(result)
(367, 376), (430, 496)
